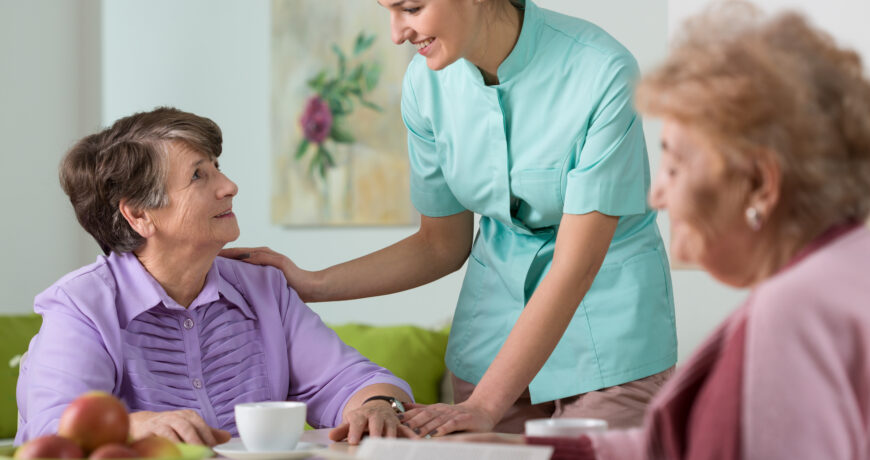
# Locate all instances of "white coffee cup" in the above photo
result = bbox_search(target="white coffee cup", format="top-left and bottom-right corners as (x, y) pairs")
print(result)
(235, 401), (306, 451)
(524, 418), (608, 437)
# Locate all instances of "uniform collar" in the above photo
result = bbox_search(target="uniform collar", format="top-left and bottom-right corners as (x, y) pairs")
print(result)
(461, 0), (540, 85)
(110, 251), (255, 328)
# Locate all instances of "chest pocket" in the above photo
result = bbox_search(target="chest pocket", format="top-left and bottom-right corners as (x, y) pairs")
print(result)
(510, 168), (564, 229)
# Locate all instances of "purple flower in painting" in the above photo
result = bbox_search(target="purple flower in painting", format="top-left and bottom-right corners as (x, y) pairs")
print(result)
(300, 96), (333, 144)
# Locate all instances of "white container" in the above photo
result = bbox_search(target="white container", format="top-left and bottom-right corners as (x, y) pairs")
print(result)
(235, 401), (306, 451)
(524, 418), (608, 437)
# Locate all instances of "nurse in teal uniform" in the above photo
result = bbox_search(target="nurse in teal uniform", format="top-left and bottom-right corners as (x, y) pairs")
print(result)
(225, 0), (676, 437)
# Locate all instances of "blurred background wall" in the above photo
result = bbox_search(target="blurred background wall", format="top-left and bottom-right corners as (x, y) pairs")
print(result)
(1, 0), (866, 361)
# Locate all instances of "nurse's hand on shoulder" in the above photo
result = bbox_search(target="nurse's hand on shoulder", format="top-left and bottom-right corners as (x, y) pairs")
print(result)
(219, 246), (315, 299)
(400, 401), (497, 438)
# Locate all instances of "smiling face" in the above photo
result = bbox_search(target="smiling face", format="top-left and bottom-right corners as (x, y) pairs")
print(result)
(649, 119), (760, 286)
(378, 0), (484, 71)
(144, 141), (239, 253)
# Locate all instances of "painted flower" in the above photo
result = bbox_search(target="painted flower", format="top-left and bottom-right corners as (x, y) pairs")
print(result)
(300, 96), (333, 144)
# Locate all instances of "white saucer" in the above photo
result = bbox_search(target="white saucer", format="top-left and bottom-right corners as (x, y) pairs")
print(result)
(213, 438), (327, 459)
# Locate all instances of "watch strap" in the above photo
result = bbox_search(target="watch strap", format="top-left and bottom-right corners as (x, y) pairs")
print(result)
(362, 395), (406, 413)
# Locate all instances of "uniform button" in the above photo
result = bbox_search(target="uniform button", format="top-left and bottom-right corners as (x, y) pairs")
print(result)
(183, 318), (194, 330)
(192, 378), (202, 389)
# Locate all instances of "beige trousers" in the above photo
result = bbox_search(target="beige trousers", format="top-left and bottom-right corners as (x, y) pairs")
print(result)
(452, 367), (674, 433)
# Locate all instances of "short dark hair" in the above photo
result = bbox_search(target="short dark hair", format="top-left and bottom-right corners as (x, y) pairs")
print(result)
(59, 107), (223, 254)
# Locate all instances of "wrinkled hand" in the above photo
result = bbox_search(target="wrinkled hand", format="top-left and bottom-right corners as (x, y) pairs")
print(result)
(219, 247), (314, 300)
(329, 401), (417, 445)
(129, 410), (231, 446)
(401, 401), (496, 438)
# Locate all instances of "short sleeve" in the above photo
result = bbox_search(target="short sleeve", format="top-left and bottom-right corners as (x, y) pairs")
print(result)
(401, 65), (465, 217)
(563, 54), (648, 216)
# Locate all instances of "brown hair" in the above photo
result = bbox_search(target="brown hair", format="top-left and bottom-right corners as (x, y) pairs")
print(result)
(60, 107), (223, 254)
(637, 1), (870, 238)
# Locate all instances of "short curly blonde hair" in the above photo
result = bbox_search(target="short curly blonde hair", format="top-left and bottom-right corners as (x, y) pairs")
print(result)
(637, 1), (870, 238)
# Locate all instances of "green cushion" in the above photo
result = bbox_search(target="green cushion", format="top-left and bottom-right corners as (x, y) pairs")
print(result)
(330, 324), (449, 405)
(0, 314), (42, 439)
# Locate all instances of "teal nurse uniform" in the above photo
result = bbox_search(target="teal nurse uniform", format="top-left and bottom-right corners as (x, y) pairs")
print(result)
(401, 0), (677, 404)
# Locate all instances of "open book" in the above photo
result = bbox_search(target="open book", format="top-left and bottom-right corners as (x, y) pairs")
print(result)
(355, 438), (553, 460)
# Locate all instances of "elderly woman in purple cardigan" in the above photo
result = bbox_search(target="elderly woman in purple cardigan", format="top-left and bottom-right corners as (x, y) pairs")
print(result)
(15, 107), (414, 447)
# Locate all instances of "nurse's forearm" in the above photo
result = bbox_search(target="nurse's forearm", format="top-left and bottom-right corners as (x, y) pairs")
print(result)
(306, 211), (474, 301)
(466, 212), (618, 422)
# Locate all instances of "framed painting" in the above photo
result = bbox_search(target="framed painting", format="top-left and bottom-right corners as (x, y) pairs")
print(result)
(271, 0), (417, 226)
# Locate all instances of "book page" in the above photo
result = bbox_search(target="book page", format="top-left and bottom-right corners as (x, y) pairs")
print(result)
(355, 438), (553, 460)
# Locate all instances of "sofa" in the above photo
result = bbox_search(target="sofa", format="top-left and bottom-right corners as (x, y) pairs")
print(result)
(0, 314), (450, 441)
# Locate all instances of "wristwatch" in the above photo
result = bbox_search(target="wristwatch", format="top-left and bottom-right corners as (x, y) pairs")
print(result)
(363, 395), (406, 414)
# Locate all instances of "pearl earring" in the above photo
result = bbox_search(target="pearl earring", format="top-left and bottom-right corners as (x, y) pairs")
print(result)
(745, 207), (763, 231)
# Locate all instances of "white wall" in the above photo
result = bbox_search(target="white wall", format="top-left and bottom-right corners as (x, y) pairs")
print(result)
(0, 0), (101, 314)
(669, 0), (870, 61)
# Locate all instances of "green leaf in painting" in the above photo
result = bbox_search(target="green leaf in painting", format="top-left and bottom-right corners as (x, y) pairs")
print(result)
(295, 139), (310, 159)
(321, 147), (335, 167)
(330, 122), (355, 144)
(332, 43), (347, 78)
(307, 151), (320, 178)
(364, 62), (381, 91)
(359, 99), (382, 112)
(349, 65), (364, 83)
(353, 33), (375, 56)
(306, 70), (327, 91)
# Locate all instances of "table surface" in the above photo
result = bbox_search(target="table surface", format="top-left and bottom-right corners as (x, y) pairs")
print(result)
(300, 429), (356, 459)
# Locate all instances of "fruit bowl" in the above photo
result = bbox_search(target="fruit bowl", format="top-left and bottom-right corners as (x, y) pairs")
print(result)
(0, 443), (214, 460)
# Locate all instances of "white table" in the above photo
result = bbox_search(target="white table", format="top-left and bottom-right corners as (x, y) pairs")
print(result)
(298, 429), (356, 459)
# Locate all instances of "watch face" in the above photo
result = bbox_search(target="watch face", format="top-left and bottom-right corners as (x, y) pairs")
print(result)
(392, 399), (406, 413)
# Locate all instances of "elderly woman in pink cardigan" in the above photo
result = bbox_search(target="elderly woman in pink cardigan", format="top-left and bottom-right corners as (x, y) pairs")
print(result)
(450, 2), (870, 459)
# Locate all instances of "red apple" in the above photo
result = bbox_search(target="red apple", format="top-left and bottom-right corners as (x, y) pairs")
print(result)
(14, 434), (84, 459)
(88, 444), (139, 459)
(58, 391), (130, 453)
(129, 436), (182, 459)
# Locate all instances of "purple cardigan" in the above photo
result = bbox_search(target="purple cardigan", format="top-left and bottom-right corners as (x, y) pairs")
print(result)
(15, 252), (412, 445)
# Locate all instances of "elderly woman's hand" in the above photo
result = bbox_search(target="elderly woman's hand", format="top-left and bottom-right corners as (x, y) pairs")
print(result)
(400, 401), (497, 438)
(219, 247), (318, 301)
(328, 400), (418, 445)
(129, 410), (231, 446)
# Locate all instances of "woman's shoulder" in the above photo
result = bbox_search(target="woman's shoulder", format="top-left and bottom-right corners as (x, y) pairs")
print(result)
(34, 254), (116, 310)
(31, 254), (131, 339)
(759, 226), (870, 294)
(214, 256), (287, 292)
(535, 6), (635, 64)
(750, 226), (870, 333)
(213, 256), (305, 311)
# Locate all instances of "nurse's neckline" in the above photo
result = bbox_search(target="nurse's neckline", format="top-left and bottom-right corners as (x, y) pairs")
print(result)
(471, 1), (524, 86)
